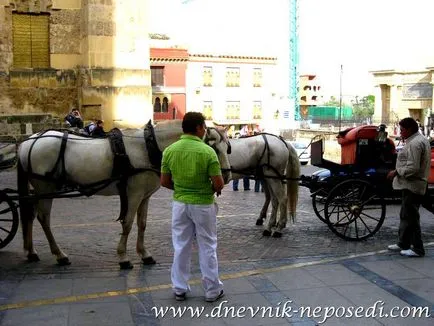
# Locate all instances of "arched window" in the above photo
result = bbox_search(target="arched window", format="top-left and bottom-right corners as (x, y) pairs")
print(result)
(162, 97), (169, 113)
(153, 97), (161, 112)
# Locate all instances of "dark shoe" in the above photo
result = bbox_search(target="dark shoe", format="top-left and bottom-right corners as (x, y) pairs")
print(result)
(233, 188), (238, 191)
(205, 290), (224, 302)
(175, 292), (186, 301)
(244, 189), (251, 191)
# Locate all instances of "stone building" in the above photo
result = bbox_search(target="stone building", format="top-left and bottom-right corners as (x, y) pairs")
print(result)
(371, 68), (434, 126)
(299, 74), (322, 119)
(0, 0), (152, 130)
(149, 35), (187, 122)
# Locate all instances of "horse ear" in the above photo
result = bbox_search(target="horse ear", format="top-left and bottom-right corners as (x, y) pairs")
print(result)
(146, 120), (152, 127)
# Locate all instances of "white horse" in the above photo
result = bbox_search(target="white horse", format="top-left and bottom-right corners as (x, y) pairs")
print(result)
(17, 120), (232, 269)
(228, 134), (300, 237)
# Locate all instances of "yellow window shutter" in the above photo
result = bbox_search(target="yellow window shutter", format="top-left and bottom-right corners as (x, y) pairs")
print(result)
(12, 14), (32, 68)
(30, 15), (49, 68)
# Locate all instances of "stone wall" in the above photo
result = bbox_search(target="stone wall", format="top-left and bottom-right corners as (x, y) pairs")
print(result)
(0, 0), (152, 130)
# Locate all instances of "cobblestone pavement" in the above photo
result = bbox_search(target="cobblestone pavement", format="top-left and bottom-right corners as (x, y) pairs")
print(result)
(0, 166), (433, 273)
(1, 167), (434, 326)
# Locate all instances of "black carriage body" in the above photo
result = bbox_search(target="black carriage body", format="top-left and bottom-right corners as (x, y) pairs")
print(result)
(302, 125), (408, 241)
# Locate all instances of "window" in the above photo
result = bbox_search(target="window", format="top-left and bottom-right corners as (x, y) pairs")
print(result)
(225, 67), (240, 87)
(202, 66), (213, 87)
(253, 68), (262, 87)
(253, 101), (262, 119)
(153, 97), (161, 112)
(12, 13), (50, 68)
(225, 101), (240, 119)
(162, 97), (169, 112)
(151, 67), (164, 86)
(203, 101), (213, 120)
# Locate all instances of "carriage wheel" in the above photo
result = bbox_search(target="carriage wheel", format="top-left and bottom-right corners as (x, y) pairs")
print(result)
(311, 188), (328, 223)
(324, 179), (386, 241)
(0, 191), (19, 249)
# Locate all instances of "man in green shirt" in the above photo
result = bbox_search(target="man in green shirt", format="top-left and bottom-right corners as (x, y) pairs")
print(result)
(161, 112), (225, 302)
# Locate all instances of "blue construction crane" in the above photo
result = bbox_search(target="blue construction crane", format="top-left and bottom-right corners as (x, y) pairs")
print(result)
(289, 0), (300, 121)
(180, 0), (300, 121)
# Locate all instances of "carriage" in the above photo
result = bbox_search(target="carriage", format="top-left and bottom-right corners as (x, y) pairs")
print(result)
(301, 124), (434, 241)
(0, 137), (19, 249)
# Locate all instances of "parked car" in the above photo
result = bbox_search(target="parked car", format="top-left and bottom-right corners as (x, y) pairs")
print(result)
(288, 141), (310, 165)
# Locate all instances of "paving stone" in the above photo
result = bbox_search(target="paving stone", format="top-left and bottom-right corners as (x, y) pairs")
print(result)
(68, 302), (135, 326)
(332, 283), (432, 326)
(393, 257), (434, 278)
(0, 306), (69, 326)
(303, 263), (371, 286)
(266, 268), (326, 291)
(393, 278), (434, 302)
(71, 277), (128, 303)
(359, 261), (426, 281)
(282, 287), (382, 326)
(10, 278), (73, 302)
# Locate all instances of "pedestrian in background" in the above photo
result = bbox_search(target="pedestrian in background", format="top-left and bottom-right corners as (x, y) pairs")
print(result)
(64, 106), (84, 129)
(387, 117), (430, 257)
(91, 120), (106, 137)
(160, 112), (225, 302)
(233, 124), (252, 191)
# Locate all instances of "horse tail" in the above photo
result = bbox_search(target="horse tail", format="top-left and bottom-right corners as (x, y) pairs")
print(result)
(286, 144), (300, 223)
(17, 156), (33, 245)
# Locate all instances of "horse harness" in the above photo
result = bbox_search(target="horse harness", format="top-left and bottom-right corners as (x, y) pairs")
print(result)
(229, 133), (289, 182)
(26, 126), (163, 223)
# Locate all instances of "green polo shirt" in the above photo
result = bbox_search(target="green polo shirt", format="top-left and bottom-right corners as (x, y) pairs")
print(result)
(161, 134), (222, 204)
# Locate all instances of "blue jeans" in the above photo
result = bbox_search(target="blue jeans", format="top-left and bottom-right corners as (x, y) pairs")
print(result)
(233, 177), (250, 190)
(254, 180), (264, 192)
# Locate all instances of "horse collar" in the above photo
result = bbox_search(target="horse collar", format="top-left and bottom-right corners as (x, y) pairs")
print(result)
(143, 121), (163, 170)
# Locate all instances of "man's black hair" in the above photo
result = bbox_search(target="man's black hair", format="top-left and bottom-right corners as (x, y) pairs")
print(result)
(182, 112), (206, 134)
(399, 117), (419, 133)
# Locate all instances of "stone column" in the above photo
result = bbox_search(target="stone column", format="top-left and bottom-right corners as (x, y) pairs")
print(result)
(373, 85), (382, 124)
(388, 85), (399, 124)
(81, 0), (152, 129)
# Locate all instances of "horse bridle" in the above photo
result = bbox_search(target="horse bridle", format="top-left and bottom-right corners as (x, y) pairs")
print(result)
(205, 127), (232, 155)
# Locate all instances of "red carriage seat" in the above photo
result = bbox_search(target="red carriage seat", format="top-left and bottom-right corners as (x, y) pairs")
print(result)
(337, 125), (396, 166)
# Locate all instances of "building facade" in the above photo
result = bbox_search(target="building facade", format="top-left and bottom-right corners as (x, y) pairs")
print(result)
(371, 68), (434, 126)
(150, 45), (187, 122)
(186, 53), (279, 130)
(298, 74), (322, 119)
(0, 0), (152, 129)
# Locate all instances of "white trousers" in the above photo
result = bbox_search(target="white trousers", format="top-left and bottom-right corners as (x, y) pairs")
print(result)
(171, 201), (223, 298)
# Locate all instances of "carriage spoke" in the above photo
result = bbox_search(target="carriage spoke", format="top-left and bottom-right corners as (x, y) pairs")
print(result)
(0, 218), (13, 222)
(0, 206), (13, 215)
(357, 215), (373, 234)
(360, 194), (377, 206)
(360, 205), (383, 210)
(0, 226), (11, 234)
(359, 212), (381, 222)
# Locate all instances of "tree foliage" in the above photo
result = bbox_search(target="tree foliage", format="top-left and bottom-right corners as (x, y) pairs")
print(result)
(352, 95), (375, 122)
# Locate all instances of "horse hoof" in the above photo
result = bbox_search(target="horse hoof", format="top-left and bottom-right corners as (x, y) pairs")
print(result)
(142, 256), (156, 265)
(57, 257), (71, 266)
(27, 253), (40, 262)
(119, 261), (134, 269)
(262, 229), (272, 236)
(272, 231), (282, 238)
(255, 219), (264, 226)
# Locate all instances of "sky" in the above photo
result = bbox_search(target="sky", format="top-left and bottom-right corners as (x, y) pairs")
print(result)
(149, 0), (434, 99)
